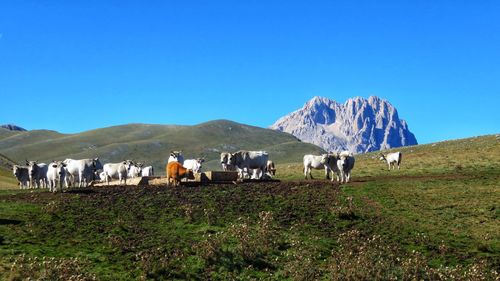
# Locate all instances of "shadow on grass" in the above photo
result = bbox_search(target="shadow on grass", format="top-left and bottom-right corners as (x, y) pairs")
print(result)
(0, 218), (22, 225)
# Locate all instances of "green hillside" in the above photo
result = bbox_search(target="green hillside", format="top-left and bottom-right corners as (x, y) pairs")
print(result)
(0, 153), (18, 189)
(0, 134), (498, 279)
(0, 120), (325, 174)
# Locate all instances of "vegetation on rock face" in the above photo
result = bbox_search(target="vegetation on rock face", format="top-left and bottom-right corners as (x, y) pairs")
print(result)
(0, 134), (498, 279)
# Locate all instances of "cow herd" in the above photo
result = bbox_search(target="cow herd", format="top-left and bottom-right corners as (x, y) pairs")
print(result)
(10, 148), (403, 191)
(303, 151), (356, 183)
(11, 158), (154, 191)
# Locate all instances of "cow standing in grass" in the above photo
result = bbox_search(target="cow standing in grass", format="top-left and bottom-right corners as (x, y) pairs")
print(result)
(12, 165), (30, 189)
(379, 152), (402, 170)
(337, 151), (355, 183)
(141, 166), (154, 176)
(26, 161), (48, 189)
(228, 151), (269, 179)
(303, 154), (332, 180)
(63, 158), (103, 187)
(183, 158), (204, 174)
(47, 161), (67, 192)
(102, 160), (135, 185)
(166, 161), (193, 186)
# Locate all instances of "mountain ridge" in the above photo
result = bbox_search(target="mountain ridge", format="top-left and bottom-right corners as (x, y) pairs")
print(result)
(0, 120), (325, 173)
(271, 96), (418, 153)
(1, 124), (27, 132)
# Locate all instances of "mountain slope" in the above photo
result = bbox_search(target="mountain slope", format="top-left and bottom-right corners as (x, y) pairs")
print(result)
(0, 120), (325, 174)
(0, 124), (27, 131)
(0, 153), (18, 189)
(271, 96), (418, 153)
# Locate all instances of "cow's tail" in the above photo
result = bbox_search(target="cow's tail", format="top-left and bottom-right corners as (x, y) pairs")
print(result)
(398, 152), (402, 165)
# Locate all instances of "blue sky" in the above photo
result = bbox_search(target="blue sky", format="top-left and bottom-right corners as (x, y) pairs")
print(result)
(0, 1), (499, 144)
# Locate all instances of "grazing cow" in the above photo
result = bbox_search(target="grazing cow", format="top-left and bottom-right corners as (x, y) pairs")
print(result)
(266, 160), (276, 176)
(26, 161), (48, 188)
(337, 151), (355, 183)
(168, 151), (184, 164)
(63, 158), (104, 187)
(102, 160), (134, 185)
(228, 151), (269, 179)
(220, 152), (236, 171)
(166, 161), (193, 186)
(141, 166), (154, 177)
(47, 161), (66, 192)
(183, 158), (204, 174)
(303, 154), (332, 180)
(12, 165), (30, 189)
(379, 152), (402, 170)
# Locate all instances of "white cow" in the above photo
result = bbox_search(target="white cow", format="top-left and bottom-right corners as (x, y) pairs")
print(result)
(63, 158), (104, 187)
(228, 151), (269, 179)
(220, 152), (236, 171)
(337, 151), (355, 183)
(141, 166), (154, 177)
(99, 171), (108, 182)
(47, 161), (66, 192)
(379, 152), (402, 170)
(102, 160), (134, 185)
(12, 165), (30, 189)
(127, 164), (142, 178)
(323, 153), (342, 182)
(183, 158), (204, 174)
(266, 160), (276, 176)
(168, 151), (184, 164)
(26, 161), (48, 188)
(303, 154), (333, 180)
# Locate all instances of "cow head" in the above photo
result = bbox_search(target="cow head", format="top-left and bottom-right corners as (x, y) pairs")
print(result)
(93, 158), (104, 170)
(338, 155), (350, 170)
(12, 165), (19, 177)
(220, 153), (229, 164)
(379, 153), (386, 161)
(51, 161), (66, 179)
(226, 153), (236, 166)
(25, 160), (39, 178)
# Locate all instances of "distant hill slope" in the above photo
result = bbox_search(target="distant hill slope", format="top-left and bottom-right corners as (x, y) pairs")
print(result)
(0, 152), (18, 189)
(271, 96), (418, 153)
(0, 120), (325, 174)
(0, 124), (27, 131)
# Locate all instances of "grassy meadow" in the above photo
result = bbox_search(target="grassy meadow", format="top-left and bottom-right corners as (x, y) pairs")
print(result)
(0, 134), (498, 280)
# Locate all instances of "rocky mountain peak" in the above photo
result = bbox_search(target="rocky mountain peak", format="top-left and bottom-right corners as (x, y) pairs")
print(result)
(1, 124), (27, 132)
(270, 96), (417, 153)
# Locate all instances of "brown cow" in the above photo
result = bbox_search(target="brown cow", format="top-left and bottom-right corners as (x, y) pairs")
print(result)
(166, 161), (193, 186)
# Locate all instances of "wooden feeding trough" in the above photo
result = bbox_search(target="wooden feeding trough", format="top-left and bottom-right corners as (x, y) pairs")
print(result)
(149, 171), (239, 186)
(93, 176), (159, 187)
(196, 171), (239, 183)
(93, 171), (279, 187)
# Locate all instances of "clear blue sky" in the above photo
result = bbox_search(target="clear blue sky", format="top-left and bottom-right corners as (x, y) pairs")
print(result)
(1, 1), (499, 144)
